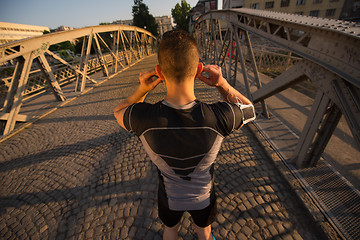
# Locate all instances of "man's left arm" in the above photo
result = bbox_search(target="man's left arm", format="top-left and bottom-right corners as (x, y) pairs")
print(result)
(114, 69), (162, 130)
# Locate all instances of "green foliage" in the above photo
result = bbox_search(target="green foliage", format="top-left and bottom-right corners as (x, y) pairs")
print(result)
(171, 0), (191, 32)
(99, 22), (111, 25)
(58, 50), (74, 60)
(49, 41), (75, 53)
(74, 37), (84, 54)
(132, 0), (158, 37)
(0, 67), (15, 78)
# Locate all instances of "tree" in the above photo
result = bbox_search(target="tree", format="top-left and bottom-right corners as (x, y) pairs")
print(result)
(171, 0), (191, 32)
(132, 0), (158, 37)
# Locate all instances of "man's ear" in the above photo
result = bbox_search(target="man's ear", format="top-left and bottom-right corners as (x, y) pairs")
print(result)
(156, 65), (165, 80)
(196, 62), (204, 78)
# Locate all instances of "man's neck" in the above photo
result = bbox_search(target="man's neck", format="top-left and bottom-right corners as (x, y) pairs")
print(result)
(164, 79), (196, 107)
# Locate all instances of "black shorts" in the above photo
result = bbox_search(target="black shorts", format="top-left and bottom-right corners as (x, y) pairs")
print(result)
(158, 188), (217, 228)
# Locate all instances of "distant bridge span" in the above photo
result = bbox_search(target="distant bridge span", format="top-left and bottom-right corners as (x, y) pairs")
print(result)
(0, 24), (156, 136)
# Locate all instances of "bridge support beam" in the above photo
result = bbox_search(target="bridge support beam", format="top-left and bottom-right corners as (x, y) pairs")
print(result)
(96, 33), (125, 74)
(120, 31), (130, 65)
(36, 53), (66, 102)
(252, 62), (307, 102)
(243, 31), (269, 118)
(76, 33), (93, 92)
(293, 91), (342, 167)
(45, 50), (97, 84)
(332, 79), (360, 149)
(1, 52), (33, 135)
(93, 33), (109, 78)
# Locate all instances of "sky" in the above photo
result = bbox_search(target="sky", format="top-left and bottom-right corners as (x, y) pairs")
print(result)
(0, 0), (216, 29)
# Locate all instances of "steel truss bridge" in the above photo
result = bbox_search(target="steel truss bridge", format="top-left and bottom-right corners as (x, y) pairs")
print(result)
(0, 8), (360, 239)
(194, 8), (360, 168)
(193, 8), (360, 240)
(0, 25), (156, 136)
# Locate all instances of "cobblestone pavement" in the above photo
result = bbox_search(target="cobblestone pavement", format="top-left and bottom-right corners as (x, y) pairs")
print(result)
(0, 55), (326, 239)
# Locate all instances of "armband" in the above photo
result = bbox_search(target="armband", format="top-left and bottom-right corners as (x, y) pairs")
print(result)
(227, 94), (256, 124)
(238, 103), (256, 124)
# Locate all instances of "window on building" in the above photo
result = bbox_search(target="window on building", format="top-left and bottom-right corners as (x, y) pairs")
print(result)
(296, 0), (306, 5)
(251, 3), (259, 9)
(329, 0), (339, 2)
(281, 0), (290, 7)
(310, 10), (320, 16)
(295, 11), (304, 15)
(326, 8), (336, 16)
(265, 1), (274, 8)
(313, 0), (322, 3)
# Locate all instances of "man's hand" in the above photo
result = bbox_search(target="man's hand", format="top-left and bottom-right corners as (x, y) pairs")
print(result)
(197, 64), (227, 87)
(138, 69), (163, 93)
(114, 67), (163, 130)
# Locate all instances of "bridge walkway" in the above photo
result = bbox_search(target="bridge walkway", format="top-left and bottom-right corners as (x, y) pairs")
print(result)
(0, 55), (327, 239)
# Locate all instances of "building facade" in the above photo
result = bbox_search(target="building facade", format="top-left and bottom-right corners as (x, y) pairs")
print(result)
(223, 0), (359, 20)
(223, 0), (245, 8)
(245, 0), (345, 19)
(112, 19), (133, 26)
(0, 22), (49, 45)
(155, 16), (173, 36)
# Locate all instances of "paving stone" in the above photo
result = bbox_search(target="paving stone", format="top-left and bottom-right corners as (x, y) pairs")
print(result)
(268, 224), (279, 236)
(237, 232), (248, 239)
(242, 225), (253, 237)
(85, 229), (93, 239)
(216, 214), (226, 224)
(120, 226), (128, 239)
(128, 226), (136, 238)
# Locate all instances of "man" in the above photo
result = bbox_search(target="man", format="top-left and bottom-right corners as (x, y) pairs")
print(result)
(114, 30), (254, 240)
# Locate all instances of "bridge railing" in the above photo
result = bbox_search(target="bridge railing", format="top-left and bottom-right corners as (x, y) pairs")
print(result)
(193, 8), (360, 169)
(0, 25), (156, 136)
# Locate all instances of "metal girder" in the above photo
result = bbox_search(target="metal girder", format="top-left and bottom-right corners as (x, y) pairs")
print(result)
(0, 24), (156, 136)
(35, 54), (66, 101)
(1, 52), (33, 135)
(120, 31), (130, 65)
(293, 91), (342, 167)
(197, 9), (360, 89)
(194, 9), (360, 168)
(76, 32), (93, 92)
(113, 30), (120, 72)
(233, 27), (249, 93)
(252, 61), (307, 102)
(332, 79), (360, 148)
(243, 31), (269, 118)
(96, 33), (125, 70)
(93, 33), (109, 77)
(0, 25), (155, 64)
(45, 50), (96, 84)
(300, 60), (360, 149)
(218, 30), (231, 68)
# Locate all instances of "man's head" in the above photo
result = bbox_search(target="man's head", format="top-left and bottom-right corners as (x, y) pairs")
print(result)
(157, 30), (201, 83)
